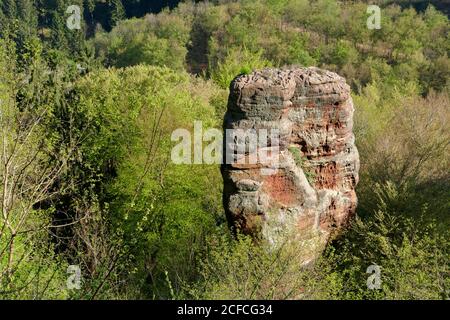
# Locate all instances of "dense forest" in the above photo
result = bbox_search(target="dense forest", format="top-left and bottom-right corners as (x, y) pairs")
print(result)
(0, 0), (448, 299)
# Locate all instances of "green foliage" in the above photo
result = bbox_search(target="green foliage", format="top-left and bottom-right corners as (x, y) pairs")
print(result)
(329, 40), (359, 67)
(0, 216), (70, 300)
(285, 34), (317, 66)
(288, 146), (316, 184)
(0, 0), (449, 300)
(320, 182), (449, 300)
(354, 86), (450, 227)
(195, 0), (449, 94)
(71, 65), (225, 298)
(187, 234), (316, 299)
(210, 47), (272, 89)
(92, 12), (192, 70)
(0, 38), (74, 299)
(188, 182), (449, 300)
(110, 0), (126, 27)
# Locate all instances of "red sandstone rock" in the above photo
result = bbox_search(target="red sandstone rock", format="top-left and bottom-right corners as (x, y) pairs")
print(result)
(222, 67), (360, 254)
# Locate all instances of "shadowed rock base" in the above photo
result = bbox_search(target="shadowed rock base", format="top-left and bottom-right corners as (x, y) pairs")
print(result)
(222, 67), (360, 261)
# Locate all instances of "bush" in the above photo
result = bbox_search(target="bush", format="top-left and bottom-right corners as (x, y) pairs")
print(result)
(72, 65), (226, 298)
(210, 47), (272, 89)
(93, 11), (192, 70)
(321, 182), (449, 300)
(188, 181), (449, 300)
(187, 233), (322, 299)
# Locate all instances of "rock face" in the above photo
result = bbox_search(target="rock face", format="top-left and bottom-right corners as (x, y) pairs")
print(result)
(222, 67), (359, 256)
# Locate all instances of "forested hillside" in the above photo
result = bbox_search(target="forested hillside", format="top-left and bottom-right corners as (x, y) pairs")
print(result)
(0, 0), (448, 299)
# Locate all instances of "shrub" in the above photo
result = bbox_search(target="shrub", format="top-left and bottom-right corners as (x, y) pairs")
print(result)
(210, 47), (272, 89)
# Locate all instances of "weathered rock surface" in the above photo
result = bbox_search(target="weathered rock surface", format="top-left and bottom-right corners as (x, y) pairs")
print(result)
(222, 67), (359, 257)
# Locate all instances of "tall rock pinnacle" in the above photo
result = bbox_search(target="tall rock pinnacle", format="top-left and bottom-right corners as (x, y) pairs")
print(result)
(222, 67), (360, 257)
